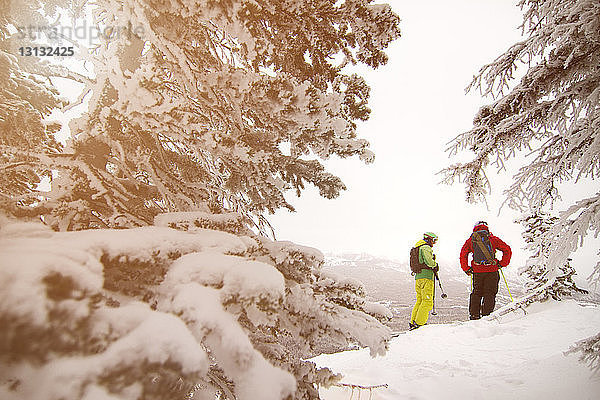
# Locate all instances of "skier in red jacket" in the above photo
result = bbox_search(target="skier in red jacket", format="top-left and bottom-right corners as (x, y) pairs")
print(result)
(460, 221), (512, 320)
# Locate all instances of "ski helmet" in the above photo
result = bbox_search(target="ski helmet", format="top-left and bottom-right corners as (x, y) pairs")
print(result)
(424, 232), (438, 243)
(474, 221), (489, 231)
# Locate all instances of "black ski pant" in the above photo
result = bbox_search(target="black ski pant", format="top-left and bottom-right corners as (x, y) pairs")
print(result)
(469, 271), (500, 319)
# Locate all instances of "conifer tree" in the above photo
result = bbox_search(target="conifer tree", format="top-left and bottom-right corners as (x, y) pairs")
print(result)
(0, 0), (66, 219)
(1, 0), (401, 234)
(442, 0), (599, 286)
(1, 1), (400, 399)
(517, 212), (588, 304)
(441, 0), (599, 374)
(567, 332), (600, 376)
(0, 213), (392, 399)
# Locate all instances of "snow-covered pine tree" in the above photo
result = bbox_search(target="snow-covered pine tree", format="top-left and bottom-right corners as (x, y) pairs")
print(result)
(1, 0), (100, 229)
(441, 0), (599, 375)
(441, 0), (599, 290)
(0, 0), (65, 219)
(0, 213), (391, 400)
(1, 0), (401, 234)
(1, 1), (400, 399)
(566, 332), (600, 376)
(517, 212), (588, 306)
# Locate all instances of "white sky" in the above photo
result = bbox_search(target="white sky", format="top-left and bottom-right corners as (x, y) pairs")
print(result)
(269, 0), (600, 278)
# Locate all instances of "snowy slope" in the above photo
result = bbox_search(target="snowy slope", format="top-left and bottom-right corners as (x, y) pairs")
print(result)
(313, 300), (600, 400)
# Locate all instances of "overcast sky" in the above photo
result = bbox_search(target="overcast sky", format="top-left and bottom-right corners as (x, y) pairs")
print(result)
(269, 0), (599, 279)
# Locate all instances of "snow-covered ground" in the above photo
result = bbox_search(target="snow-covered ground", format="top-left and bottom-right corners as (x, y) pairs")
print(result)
(313, 300), (600, 400)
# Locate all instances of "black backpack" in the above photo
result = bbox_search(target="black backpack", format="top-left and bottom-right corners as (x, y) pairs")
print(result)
(471, 230), (495, 264)
(409, 244), (429, 274)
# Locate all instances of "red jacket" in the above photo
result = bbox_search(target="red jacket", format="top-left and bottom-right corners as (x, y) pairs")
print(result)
(460, 227), (512, 273)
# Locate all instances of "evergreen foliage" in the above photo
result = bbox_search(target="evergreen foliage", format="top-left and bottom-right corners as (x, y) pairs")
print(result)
(566, 332), (600, 376)
(1, 1), (400, 399)
(442, 0), (600, 289)
(0, 0), (66, 219)
(0, 214), (391, 400)
(443, 2), (600, 371)
(1, 0), (401, 234)
(518, 212), (588, 304)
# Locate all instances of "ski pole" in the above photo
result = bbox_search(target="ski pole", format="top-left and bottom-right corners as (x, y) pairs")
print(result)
(500, 268), (513, 301)
(434, 271), (447, 298)
(431, 277), (437, 315)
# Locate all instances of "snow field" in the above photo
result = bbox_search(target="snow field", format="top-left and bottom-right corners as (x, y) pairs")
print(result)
(314, 300), (600, 400)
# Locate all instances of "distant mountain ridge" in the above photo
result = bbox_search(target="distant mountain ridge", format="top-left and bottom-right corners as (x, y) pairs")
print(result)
(324, 252), (521, 280)
(324, 252), (409, 272)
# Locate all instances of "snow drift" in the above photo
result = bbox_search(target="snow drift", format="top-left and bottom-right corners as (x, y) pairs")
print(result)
(313, 299), (600, 400)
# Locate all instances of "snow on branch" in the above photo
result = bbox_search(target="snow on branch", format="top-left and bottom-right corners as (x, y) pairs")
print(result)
(589, 250), (600, 290)
(443, 1), (600, 304)
(444, 0), (600, 210)
(0, 212), (390, 399)
(515, 211), (589, 307)
(332, 382), (389, 400)
(566, 331), (600, 375)
(0, 0), (400, 233)
(154, 210), (249, 235)
(544, 193), (600, 275)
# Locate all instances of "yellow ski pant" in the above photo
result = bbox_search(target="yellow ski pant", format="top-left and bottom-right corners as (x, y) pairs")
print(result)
(411, 278), (434, 326)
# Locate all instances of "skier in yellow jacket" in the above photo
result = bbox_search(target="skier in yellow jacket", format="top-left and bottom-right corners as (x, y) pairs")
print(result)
(410, 232), (439, 330)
